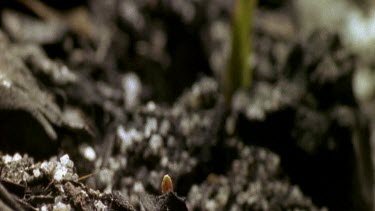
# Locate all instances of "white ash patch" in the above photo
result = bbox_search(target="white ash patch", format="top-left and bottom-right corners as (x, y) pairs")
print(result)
(117, 125), (134, 152)
(122, 72), (142, 110)
(60, 154), (73, 167)
(144, 117), (158, 138)
(160, 156), (169, 167)
(53, 201), (71, 211)
(12, 153), (22, 162)
(145, 101), (156, 112)
(149, 134), (163, 155)
(159, 119), (171, 136)
(2, 154), (13, 164)
(108, 157), (121, 171)
(54, 154), (77, 182)
(117, 125), (144, 153)
(41, 160), (55, 175)
(97, 168), (114, 193)
(2, 153), (22, 164)
(94, 200), (107, 211)
(40, 205), (49, 211)
(33, 168), (41, 177)
(79, 144), (96, 162)
(133, 181), (145, 193)
(38, 154), (78, 182)
(0, 153), (35, 184)
(53, 165), (68, 182)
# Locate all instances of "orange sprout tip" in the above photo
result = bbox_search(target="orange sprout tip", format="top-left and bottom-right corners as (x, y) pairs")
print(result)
(161, 174), (173, 194)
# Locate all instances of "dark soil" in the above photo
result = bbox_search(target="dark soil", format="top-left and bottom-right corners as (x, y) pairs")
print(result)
(0, 0), (367, 211)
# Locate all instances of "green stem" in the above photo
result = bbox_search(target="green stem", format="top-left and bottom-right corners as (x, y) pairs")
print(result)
(224, 0), (257, 104)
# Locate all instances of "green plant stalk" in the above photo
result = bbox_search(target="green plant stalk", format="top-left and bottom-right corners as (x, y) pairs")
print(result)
(224, 0), (257, 104)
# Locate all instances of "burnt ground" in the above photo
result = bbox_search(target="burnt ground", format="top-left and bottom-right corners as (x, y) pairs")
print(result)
(0, 0), (368, 211)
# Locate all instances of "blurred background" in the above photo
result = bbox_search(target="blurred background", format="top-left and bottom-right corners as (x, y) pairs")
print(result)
(0, 0), (375, 210)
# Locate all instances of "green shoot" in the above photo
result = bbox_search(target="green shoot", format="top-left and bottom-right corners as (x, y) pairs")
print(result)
(223, 0), (257, 104)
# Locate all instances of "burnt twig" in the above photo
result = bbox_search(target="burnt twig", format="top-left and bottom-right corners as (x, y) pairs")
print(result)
(0, 182), (25, 211)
